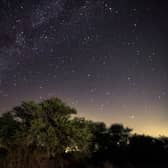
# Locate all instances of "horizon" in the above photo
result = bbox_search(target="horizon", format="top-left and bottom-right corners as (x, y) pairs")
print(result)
(1, 97), (167, 137)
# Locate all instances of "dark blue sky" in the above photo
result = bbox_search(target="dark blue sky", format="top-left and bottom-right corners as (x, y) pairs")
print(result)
(0, 0), (168, 136)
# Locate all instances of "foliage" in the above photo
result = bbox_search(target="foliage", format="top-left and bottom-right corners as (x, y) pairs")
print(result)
(0, 97), (168, 168)
(0, 97), (92, 168)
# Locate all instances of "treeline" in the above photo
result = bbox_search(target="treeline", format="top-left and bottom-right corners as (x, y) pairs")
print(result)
(0, 97), (168, 168)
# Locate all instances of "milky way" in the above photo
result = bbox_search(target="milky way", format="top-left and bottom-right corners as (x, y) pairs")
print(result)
(0, 0), (168, 136)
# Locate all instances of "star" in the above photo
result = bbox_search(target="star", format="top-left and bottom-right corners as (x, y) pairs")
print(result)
(129, 115), (135, 119)
(128, 76), (132, 81)
(133, 23), (137, 27)
(105, 91), (111, 96)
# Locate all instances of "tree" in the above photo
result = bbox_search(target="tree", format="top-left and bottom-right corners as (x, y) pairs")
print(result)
(129, 134), (166, 165)
(0, 97), (92, 168)
(0, 112), (24, 168)
(108, 124), (132, 146)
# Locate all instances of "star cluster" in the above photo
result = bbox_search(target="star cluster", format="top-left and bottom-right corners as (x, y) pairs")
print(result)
(0, 0), (168, 136)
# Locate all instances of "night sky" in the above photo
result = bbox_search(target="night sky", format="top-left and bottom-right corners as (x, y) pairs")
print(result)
(0, 0), (168, 136)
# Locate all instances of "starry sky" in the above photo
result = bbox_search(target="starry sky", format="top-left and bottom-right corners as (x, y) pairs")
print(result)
(0, 0), (168, 136)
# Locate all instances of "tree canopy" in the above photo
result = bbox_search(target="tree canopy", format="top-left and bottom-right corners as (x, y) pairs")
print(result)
(0, 97), (92, 168)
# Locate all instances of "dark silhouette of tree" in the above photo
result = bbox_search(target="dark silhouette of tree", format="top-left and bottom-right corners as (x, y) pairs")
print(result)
(109, 124), (132, 146)
(87, 121), (110, 166)
(128, 134), (167, 167)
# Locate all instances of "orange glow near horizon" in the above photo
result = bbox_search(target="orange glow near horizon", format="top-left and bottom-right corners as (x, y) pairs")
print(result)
(76, 103), (168, 137)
